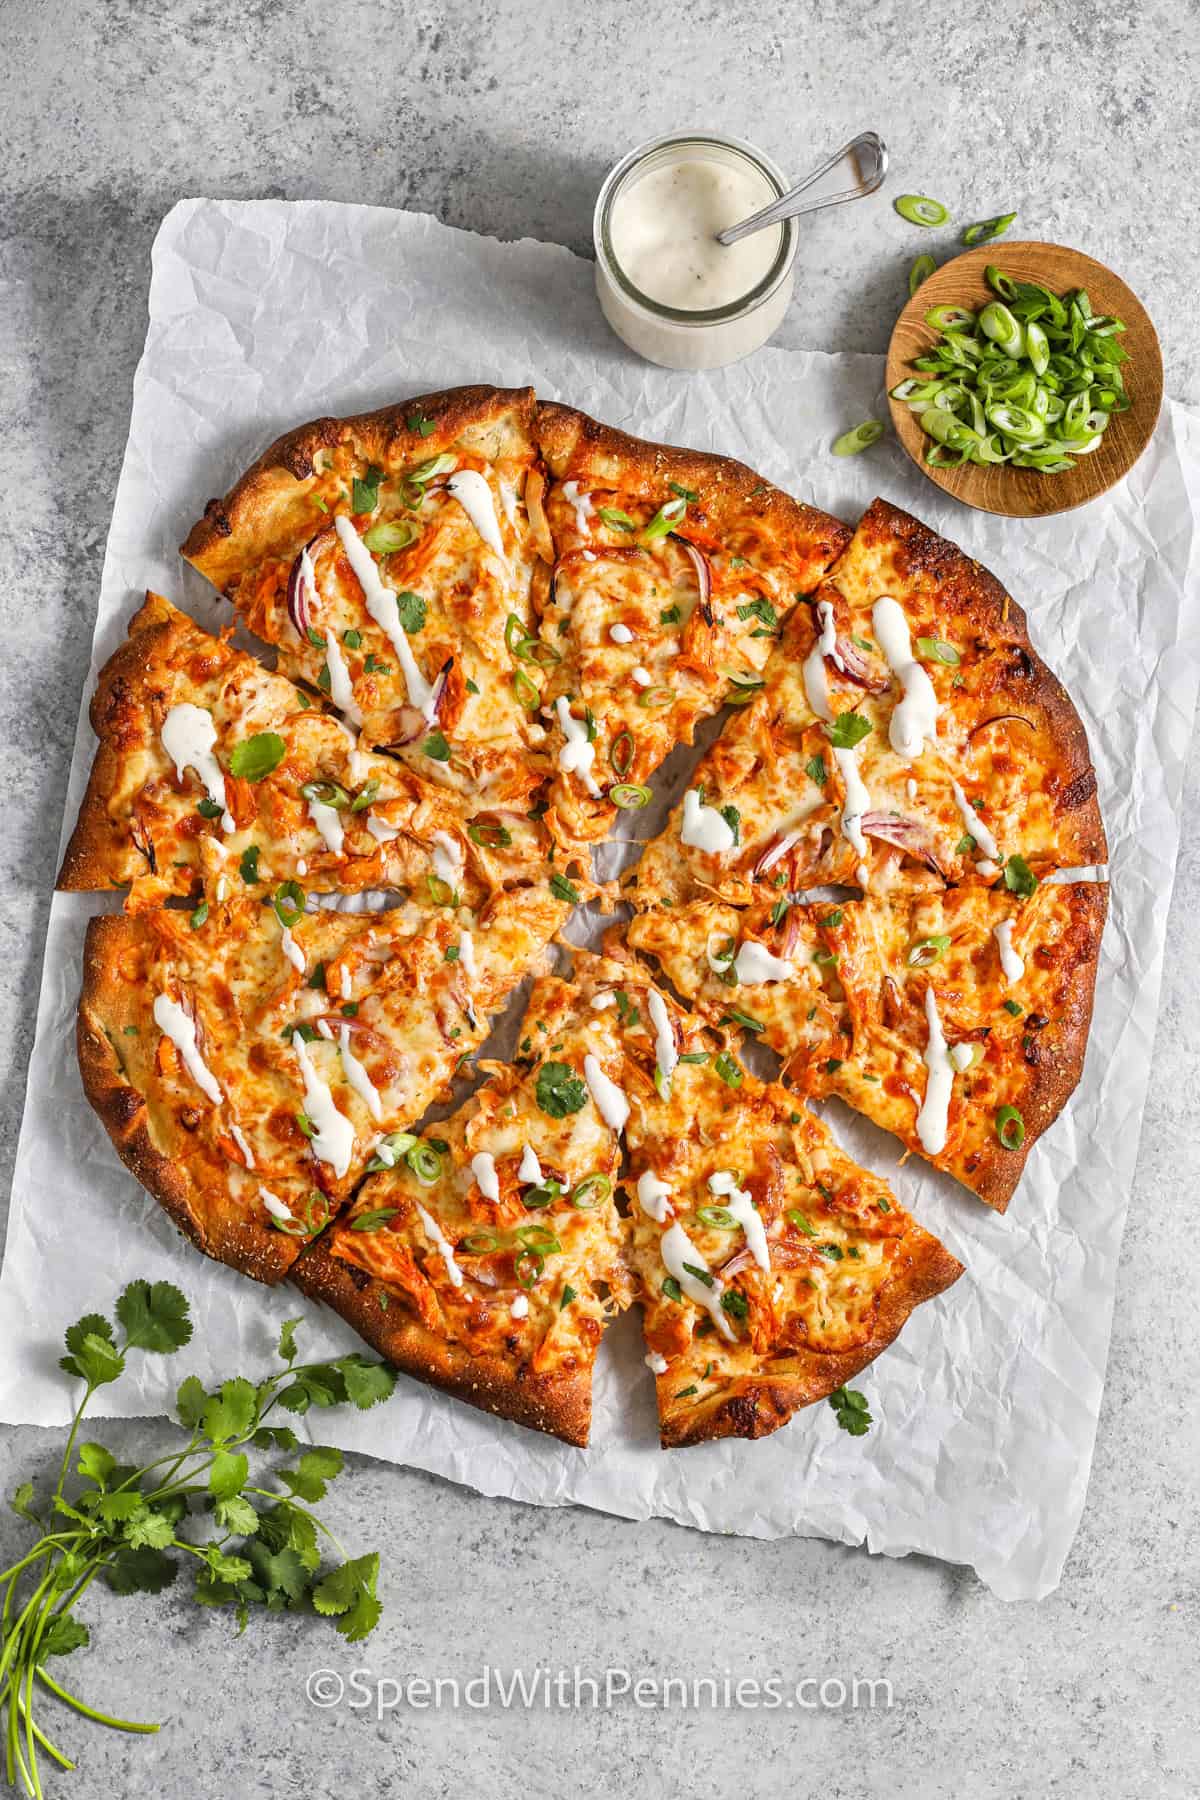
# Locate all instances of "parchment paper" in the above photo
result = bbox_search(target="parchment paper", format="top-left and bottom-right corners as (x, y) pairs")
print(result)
(2, 199), (1198, 1602)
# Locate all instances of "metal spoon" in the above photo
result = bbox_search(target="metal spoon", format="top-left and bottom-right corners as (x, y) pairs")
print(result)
(716, 131), (888, 246)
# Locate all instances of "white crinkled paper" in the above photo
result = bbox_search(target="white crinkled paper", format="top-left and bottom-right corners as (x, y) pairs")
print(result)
(2, 199), (1198, 1602)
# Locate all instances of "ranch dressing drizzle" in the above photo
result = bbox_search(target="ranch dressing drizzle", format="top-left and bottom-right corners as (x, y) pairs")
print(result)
(660, 1222), (735, 1341)
(307, 795), (344, 857)
(994, 919), (1026, 985)
(833, 746), (871, 862)
(609, 623), (633, 645)
(160, 704), (234, 832)
(872, 596), (939, 759)
(230, 1124), (255, 1169)
(916, 988), (956, 1157)
(518, 1145), (543, 1184)
(299, 544), (362, 726)
(430, 831), (463, 889)
(951, 779), (1001, 862)
(259, 1187), (294, 1224)
(584, 1053), (630, 1134)
(708, 1170), (770, 1272)
(416, 1204), (464, 1288)
(280, 925), (306, 974)
(446, 469), (506, 560)
(733, 939), (793, 984)
(152, 995), (222, 1105)
(637, 1170), (674, 1222)
(801, 599), (842, 722)
(609, 157), (782, 313)
(510, 1293), (529, 1319)
(645, 1352), (669, 1375)
(647, 990), (678, 1096)
(457, 929), (477, 978)
(680, 788), (736, 854)
(554, 698), (602, 797)
(291, 1031), (355, 1177)
(562, 480), (593, 536)
(470, 1151), (500, 1202)
(339, 1025), (382, 1121)
(334, 514), (438, 721)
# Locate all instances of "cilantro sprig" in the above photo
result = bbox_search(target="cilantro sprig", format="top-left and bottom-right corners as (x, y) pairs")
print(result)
(2, 1284), (395, 1795)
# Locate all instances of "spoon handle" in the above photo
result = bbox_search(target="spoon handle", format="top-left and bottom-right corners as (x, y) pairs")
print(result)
(716, 131), (888, 246)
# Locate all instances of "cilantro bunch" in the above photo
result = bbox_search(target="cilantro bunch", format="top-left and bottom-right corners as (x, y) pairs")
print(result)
(2, 1282), (395, 1798)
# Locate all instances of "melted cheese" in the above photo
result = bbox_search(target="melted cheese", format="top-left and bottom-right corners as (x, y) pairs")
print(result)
(872, 596), (939, 759)
(292, 1032), (354, 1177)
(334, 514), (438, 721)
(833, 746), (871, 862)
(339, 1025), (382, 1121)
(733, 939), (793, 984)
(951, 779), (1001, 862)
(416, 1203), (464, 1288)
(554, 698), (602, 797)
(647, 990), (677, 1096)
(470, 1150), (500, 1202)
(916, 988), (955, 1157)
(152, 994), (222, 1105)
(709, 1169), (770, 1271)
(518, 1144), (543, 1184)
(446, 469), (506, 559)
(584, 1052), (629, 1133)
(680, 789), (735, 854)
(660, 1222), (734, 1341)
(636, 1170), (674, 1222)
(160, 704), (234, 832)
(994, 918), (1025, 984)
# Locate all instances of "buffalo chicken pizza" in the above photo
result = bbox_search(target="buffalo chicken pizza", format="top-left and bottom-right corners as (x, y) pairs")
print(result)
(63, 384), (1108, 1447)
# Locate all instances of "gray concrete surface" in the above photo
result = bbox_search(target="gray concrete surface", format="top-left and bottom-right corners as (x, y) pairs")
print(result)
(1, 3), (1198, 1795)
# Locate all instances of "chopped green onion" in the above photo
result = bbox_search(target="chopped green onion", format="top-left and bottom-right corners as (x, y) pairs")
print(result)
(609, 782), (652, 809)
(786, 1209), (818, 1237)
(995, 1105), (1026, 1150)
(515, 1249), (545, 1290)
(962, 211), (1017, 246)
(915, 636), (960, 666)
(516, 1224), (561, 1252)
(549, 872), (580, 905)
(832, 420), (885, 456)
(642, 497), (688, 541)
(696, 1205), (737, 1230)
(662, 1277), (683, 1302)
(909, 254), (936, 296)
(512, 667), (541, 712)
(272, 880), (305, 928)
(907, 933), (951, 968)
(190, 901), (209, 930)
(597, 506), (637, 532)
(713, 1051), (743, 1089)
(609, 728), (635, 779)
(406, 1141), (444, 1184)
(350, 1208), (398, 1233)
(363, 519), (418, 556)
(300, 780), (350, 807)
(925, 304), (977, 332)
(570, 1173), (611, 1210)
(635, 685), (673, 709)
(467, 819), (512, 849)
(461, 1230), (501, 1254)
(350, 777), (380, 812)
(894, 193), (950, 228)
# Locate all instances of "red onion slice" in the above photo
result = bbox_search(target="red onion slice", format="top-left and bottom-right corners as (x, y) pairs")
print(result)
(834, 636), (890, 693)
(753, 829), (802, 878)
(671, 536), (712, 610)
(967, 713), (1034, 742)
(716, 1247), (756, 1279)
(861, 812), (951, 879)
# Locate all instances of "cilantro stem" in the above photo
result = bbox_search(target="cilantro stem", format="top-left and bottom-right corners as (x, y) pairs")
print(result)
(34, 1668), (158, 1735)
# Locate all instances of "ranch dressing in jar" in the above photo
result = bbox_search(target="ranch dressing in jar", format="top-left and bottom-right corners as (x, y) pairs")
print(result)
(594, 132), (797, 371)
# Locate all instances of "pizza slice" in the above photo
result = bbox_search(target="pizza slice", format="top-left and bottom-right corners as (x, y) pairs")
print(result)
(582, 946), (960, 1447)
(629, 496), (1106, 910)
(58, 592), (549, 909)
(78, 883), (568, 1284)
(292, 957), (634, 1445)
(630, 880), (1107, 1211)
(801, 880), (1109, 1211)
(528, 402), (851, 849)
(181, 386), (552, 814)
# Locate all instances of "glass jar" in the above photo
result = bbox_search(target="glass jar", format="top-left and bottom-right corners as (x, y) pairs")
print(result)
(593, 131), (797, 372)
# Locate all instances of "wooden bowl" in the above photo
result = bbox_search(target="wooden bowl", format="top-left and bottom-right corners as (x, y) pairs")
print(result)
(885, 241), (1162, 518)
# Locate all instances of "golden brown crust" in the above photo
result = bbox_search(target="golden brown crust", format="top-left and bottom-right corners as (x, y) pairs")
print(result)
(182, 385), (538, 593)
(58, 595), (177, 892)
(77, 916), (297, 1284)
(659, 1230), (963, 1448)
(291, 1239), (593, 1446)
(535, 399), (852, 591)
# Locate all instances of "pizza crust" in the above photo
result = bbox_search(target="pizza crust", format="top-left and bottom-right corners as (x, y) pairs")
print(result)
(77, 915), (300, 1284)
(291, 1242), (594, 1447)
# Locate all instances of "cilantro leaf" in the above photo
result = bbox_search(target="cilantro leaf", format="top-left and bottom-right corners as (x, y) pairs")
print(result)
(215, 1495), (260, 1539)
(826, 711), (872, 750)
(203, 1378), (259, 1444)
(423, 730), (451, 761)
(339, 1357), (398, 1410)
(535, 1061), (588, 1119)
(37, 1616), (90, 1662)
(736, 597), (777, 628)
(59, 1318), (125, 1389)
(175, 1374), (208, 1430)
(76, 1443), (116, 1488)
(277, 1318), (302, 1365)
(351, 465), (382, 513)
(394, 590), (426, 634)
(829, 1385), (873, 1436)
(103, 1545), (178, 1596)
(123, 1509), (176, 1551)
(116, 1280), (193, 1353)
(805, 754), (828, 787)
(312, 1553), (382, 1643)
(208, 1449), (249, 1501)
(228, 732), (287, 783)
(280, 1446), (344, 1504)
(1003, 854), (1039, 897)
